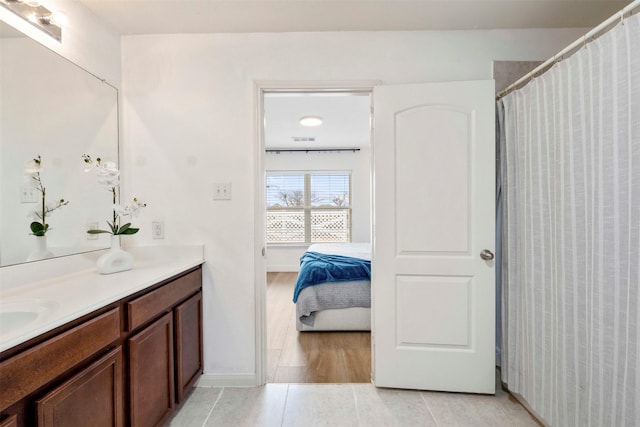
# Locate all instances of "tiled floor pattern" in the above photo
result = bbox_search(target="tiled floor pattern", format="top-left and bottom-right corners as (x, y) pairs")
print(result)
(165, 383), (541, 427)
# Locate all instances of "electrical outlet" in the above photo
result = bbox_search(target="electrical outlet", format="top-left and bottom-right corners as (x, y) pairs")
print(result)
(20, 185), (39, 203)
(213, 182), (232, 200)
(87, 222), (99, 240)
(152, 221), (164, 239)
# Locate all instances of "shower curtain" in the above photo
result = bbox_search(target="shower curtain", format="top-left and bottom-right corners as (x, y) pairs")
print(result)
(499, 12), (639, 427)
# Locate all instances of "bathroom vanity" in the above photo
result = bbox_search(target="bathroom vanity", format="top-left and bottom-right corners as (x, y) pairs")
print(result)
(0, 247), (204, 427)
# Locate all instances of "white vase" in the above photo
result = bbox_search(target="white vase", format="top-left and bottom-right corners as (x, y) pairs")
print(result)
(96, 234), (134, 274)
(27, 235), (55, 262)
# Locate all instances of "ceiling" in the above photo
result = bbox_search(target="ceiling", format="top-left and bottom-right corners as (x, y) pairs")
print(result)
(79, 0), (631, 35)
(264, 92), (371, 149)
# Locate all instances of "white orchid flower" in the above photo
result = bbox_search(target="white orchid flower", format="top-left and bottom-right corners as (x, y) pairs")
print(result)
(24, 156), (42, 175)
(83, 155), (120, 186)
(113, 198), (146, 218)
(97, 175), (120, 187)
(128, 198), (146, 218)
(102, 160), (118, 171)
(82, 154), (97, 172)
(112, 203), (129, 217)
(96, 161), (120, 187)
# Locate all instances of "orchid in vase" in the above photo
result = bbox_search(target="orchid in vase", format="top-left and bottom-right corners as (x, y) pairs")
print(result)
(82, 154), (146, 237)
(24, 155), (69, 236)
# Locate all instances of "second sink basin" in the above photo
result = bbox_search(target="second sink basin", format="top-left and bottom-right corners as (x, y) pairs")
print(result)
(0, 299), (59, 337)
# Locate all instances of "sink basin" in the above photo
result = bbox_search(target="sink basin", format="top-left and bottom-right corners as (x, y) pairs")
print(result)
(0, 311), (39, 330)
(0, 299), (59, 336)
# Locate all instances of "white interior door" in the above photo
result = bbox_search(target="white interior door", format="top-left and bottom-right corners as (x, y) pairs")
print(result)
(372, 80), (495, 394)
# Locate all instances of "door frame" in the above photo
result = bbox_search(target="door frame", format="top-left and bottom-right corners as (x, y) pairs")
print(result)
(253, 80), (379, 385)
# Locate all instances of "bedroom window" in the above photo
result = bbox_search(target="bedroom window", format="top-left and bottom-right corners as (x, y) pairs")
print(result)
(266, 172), (351, 244)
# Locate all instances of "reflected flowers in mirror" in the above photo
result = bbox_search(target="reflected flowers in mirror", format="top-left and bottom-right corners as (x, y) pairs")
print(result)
(24, 155), (69, 236)
(82, 154), (146, 236)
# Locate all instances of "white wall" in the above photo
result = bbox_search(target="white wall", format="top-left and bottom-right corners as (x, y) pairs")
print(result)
(120, 28), (587, 381)
(265, 147), (371, 272)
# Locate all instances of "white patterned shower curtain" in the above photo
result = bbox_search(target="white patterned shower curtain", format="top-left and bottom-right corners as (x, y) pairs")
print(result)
(499, 12), (640, 427)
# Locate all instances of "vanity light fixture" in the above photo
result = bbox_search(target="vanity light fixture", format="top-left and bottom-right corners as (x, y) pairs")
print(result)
(1, 0), (62, 41)
(29, 10), (66, 26)
(299, 116), (323, 127)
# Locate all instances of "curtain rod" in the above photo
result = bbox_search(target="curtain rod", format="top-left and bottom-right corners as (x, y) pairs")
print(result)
(497, 0), (640, 100)
(266, 148), (361, 153)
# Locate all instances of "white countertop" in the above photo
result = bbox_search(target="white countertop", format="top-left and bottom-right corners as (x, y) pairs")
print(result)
(0, 245), (204, 353)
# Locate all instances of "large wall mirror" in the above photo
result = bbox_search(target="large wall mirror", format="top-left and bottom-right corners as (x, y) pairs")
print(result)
(0, 20), (119, 267)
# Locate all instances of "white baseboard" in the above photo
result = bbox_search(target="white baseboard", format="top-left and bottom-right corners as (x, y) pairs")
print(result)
(196, 373), (258, 388)
(266, 265), (299, 272)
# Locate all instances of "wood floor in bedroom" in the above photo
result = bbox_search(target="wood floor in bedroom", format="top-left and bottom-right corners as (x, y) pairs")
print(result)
(267, 272), (371, 383)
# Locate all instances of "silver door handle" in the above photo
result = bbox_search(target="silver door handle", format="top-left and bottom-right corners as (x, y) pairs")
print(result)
(480, 249), (494, 260)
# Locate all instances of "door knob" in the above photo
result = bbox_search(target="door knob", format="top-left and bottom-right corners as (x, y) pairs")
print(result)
(480, 249), (494, 261)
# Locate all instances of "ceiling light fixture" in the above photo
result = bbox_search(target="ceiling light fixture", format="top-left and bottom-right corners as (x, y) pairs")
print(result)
(299, 116), (323, 127)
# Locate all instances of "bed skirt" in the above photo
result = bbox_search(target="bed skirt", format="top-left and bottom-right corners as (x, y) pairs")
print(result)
(296, 307), (371, 331)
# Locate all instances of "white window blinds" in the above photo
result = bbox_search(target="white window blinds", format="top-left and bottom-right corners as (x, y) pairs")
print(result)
(266, 172), (351, 244)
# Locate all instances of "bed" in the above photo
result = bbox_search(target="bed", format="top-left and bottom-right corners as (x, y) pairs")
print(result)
(293, 243), (371, 331)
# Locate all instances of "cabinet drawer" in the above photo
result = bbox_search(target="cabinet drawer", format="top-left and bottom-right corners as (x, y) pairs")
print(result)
(0, 308), (120, 411)
(126, 269), (201, 332)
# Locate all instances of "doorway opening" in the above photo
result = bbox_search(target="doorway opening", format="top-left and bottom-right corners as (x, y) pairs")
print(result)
(259, 88), (373, 383)
(255, 79), (498, 393)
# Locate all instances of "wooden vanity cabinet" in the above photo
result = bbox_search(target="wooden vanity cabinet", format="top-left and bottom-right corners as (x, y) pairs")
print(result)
(126, 267), (203, 427)
(0, 308), (121, 427)
(0, 266), (203, 427)
(36, 347), (124, 427)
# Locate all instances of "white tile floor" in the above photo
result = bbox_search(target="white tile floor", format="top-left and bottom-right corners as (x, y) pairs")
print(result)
(165, 383), (542, 427)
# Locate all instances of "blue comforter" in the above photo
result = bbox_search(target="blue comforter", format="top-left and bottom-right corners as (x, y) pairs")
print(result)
(292, 251), (371, 303)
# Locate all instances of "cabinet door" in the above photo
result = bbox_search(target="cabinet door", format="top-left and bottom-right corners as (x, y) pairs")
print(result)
(0, 415), (17, 427)
(129, 312), (174, 427)
(36, 347), (124, 427)
(175, 291), (203, 402)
